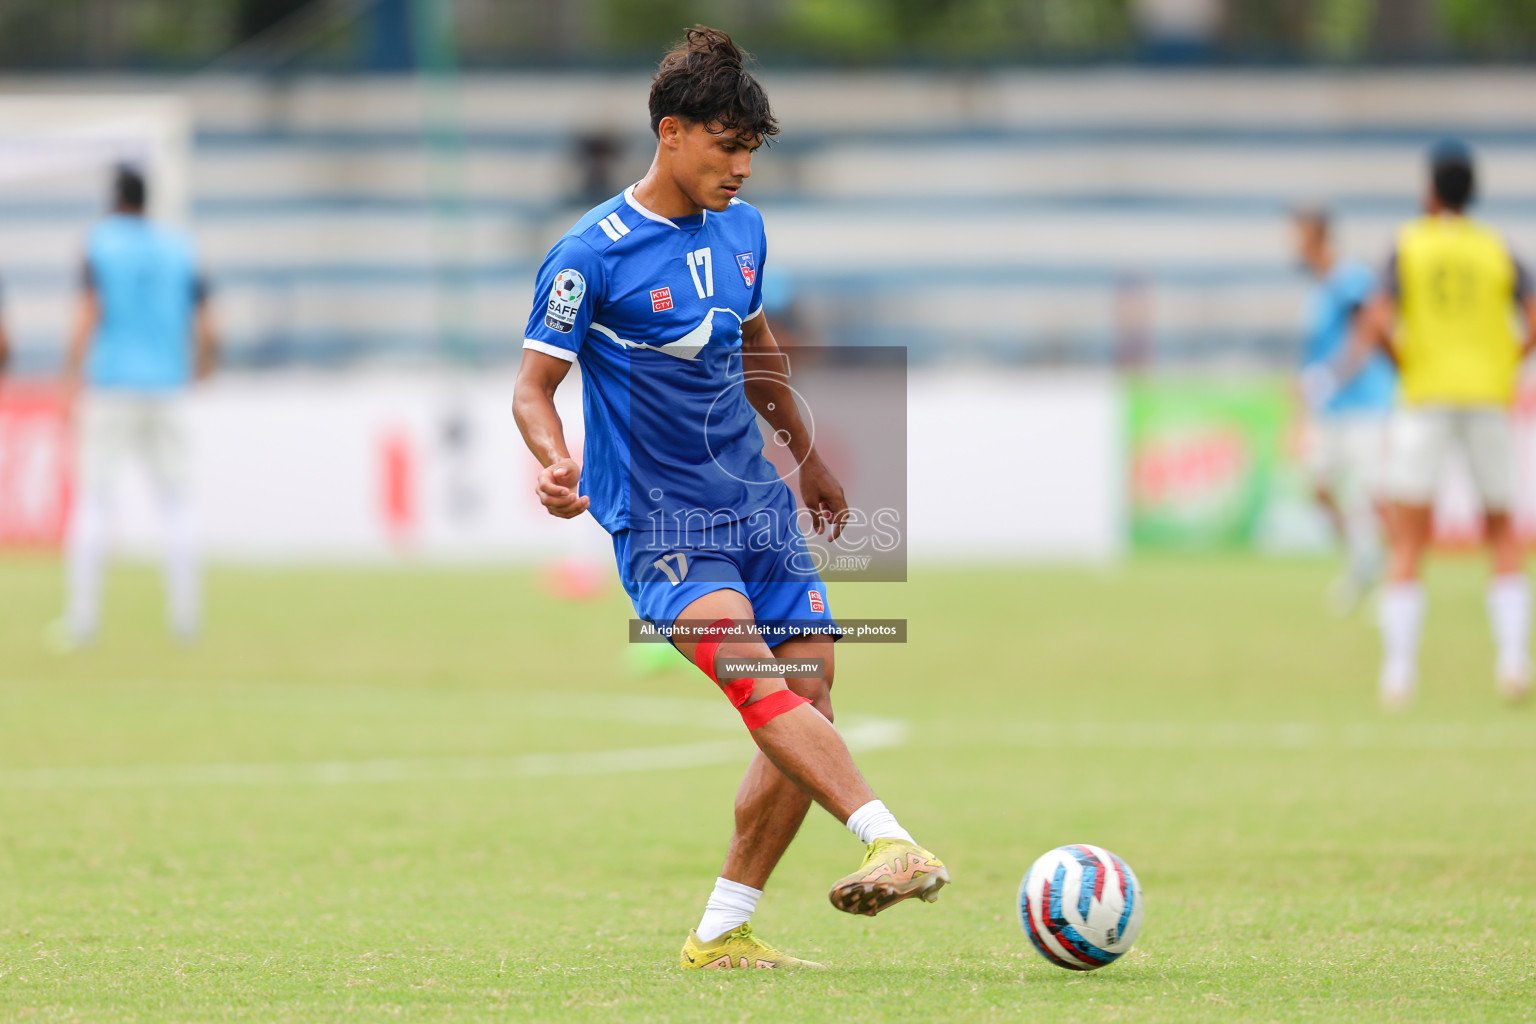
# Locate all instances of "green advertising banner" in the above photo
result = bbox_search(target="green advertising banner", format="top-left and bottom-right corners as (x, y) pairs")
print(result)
(1127, 378), (1291, 550)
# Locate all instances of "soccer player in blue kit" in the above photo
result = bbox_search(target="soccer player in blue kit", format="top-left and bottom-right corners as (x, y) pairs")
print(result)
(513, 27), (948, 970)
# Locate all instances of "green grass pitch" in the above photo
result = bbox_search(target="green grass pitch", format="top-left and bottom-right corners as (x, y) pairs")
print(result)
(1, 555), (1533, 1022)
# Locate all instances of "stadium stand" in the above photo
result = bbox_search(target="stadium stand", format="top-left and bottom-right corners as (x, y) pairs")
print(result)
(4, 71), (1536, 371)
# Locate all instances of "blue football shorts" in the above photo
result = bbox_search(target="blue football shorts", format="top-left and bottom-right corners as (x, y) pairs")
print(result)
(612, 486), (839, 646)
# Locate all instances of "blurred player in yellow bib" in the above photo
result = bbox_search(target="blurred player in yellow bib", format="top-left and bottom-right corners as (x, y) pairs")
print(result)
(1369, 141), (1536, 707)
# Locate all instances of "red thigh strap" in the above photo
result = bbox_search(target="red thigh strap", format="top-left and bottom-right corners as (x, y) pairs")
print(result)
(740, 689), (811, 731)
(692, 617), (736, 684)
(721, 677), (755, 708)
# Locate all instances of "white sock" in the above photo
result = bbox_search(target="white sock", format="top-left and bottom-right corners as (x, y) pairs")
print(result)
(1487, 574), (1531, 676)
(64, 492), (108, 642)
(1377, 582), (1425, 695)
(695, 877), (762, 943)
(845, 799), (915, 845)
(161, 492), (201, 640)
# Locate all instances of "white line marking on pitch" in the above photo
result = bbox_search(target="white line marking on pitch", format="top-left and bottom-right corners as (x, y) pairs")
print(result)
(926, 719), (1536, 750)
(0, 693), (909, 790)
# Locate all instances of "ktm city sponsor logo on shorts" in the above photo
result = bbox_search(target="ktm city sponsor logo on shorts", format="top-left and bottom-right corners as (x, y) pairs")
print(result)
(651, 287), (673, 312)
(808, 589), (824, 613)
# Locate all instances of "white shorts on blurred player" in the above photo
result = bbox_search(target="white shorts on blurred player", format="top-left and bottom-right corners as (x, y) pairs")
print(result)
(1385, 406), (1515, 511)
(76, 392), (192, 499)
(63, 391), (200, 646)
(1305, 413), (1389, 502)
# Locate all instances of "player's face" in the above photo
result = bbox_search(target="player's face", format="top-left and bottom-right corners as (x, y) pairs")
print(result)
(673, 121), (760, 213)
(1293, 220), (1326, 274)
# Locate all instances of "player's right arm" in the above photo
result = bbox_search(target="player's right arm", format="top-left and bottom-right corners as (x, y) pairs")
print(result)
(62, 259), (101, 403)
(512, 233), (605, 519)
(1329, 265), (1383, 387)
(1361, 247), (1401, 370)
(514, 350), (589, 519)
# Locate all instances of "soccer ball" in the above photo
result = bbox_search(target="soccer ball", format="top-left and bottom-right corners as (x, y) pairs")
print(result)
(552, 269), (586, 304)
(1018, 844), (1144, 971)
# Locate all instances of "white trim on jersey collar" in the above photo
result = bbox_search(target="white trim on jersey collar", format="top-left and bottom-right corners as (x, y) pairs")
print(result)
(523, 338), (577, 362)
(623, 184), (707, 229)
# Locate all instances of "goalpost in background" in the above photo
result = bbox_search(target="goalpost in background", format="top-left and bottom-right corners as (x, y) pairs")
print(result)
(0, 95), (190, 548)
(0, 95), (190, 223)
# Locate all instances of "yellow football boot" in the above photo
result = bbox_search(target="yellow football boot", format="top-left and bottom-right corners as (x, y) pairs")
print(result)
(679, 923), (825, 970)
(828, 838), (950, 917)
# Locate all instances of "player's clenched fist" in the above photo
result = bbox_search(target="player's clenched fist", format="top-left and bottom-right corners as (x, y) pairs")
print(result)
(537, 458), (590, 518)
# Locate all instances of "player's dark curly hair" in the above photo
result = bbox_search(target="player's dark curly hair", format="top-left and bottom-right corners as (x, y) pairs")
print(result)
(649, 26), (779, 143)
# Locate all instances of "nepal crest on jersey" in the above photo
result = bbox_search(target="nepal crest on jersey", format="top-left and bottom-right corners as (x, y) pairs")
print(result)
(735, 251), (756, 288)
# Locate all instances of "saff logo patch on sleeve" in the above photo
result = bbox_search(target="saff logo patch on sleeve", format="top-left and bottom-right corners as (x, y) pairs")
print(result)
(650, 287), (673, 312)
(735, 252), (756, 288)
(808, 589), (824, 613)
(544, 269), (586, 333)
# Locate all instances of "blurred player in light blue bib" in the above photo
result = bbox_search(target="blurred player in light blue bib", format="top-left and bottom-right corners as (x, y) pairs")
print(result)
(1292, 207), (1396, 614)
(54, 166), (218, 649)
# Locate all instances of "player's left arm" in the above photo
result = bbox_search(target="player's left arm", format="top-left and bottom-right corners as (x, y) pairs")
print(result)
(1514, 256), (1536, 359)
(740, 312), (849, 541)
(192, 276), (218, 381)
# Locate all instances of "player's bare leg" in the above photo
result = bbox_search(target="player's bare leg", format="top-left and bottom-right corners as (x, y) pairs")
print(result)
(1313, 484), (1346, 539)
(678, 634), (834, 969)
(1378, 502), (1432, 710)
(672, 588), (875, 819)
(1317, 481), (1388, 616)
(673, 587), (947, 945)
(1484, 510), (1531, 703)
(717, 634), (833, 891)
(1314, 483), (1357, 613)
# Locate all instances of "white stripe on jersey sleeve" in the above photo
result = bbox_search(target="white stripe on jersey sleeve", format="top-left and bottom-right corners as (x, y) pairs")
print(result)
(597, 217), (622, 242)
(744, 305), (764, 321)
(605, 212), (630, 236)
(523, 338), (578, 362)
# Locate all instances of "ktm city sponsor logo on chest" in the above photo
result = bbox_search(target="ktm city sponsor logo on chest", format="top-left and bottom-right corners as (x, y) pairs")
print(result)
(651, 287), (673, 312)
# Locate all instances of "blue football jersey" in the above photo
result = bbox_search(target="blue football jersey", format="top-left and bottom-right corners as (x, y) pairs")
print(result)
(1301, 259), (1396, 416)
(85, 214), (200, 392)
(523, 186), (787, 534)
